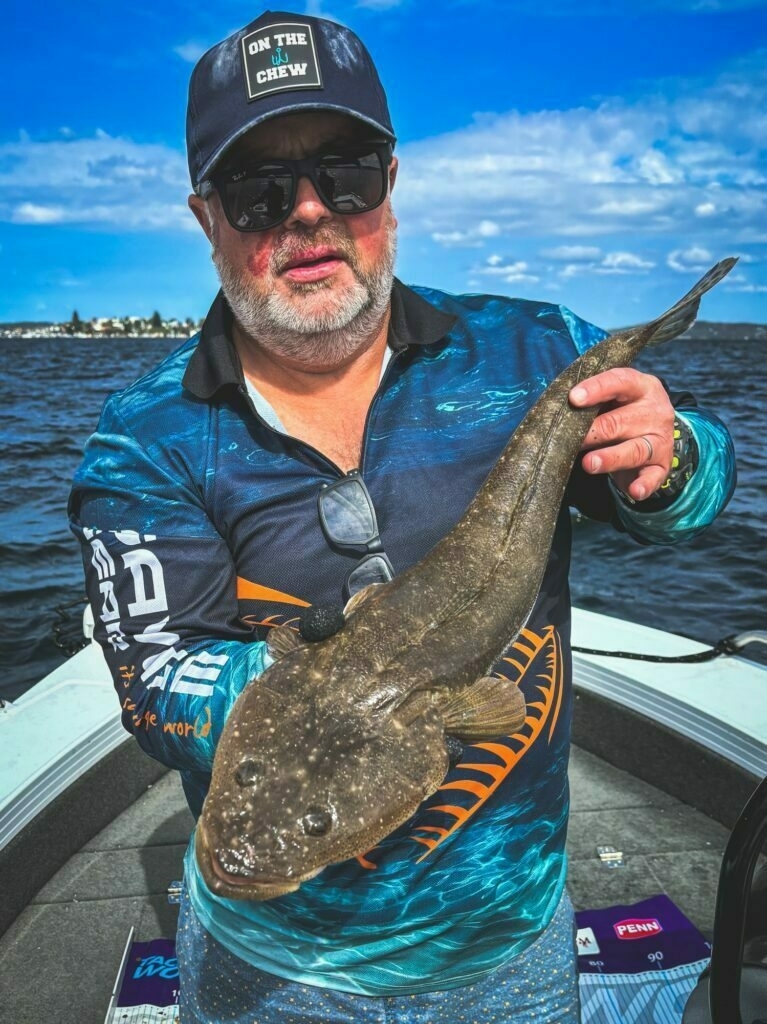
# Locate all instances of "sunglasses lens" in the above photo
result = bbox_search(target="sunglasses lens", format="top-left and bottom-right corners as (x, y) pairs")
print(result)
(216, 146), (387, 231)
(346, 554), (394, 596)
(319, 479), (378, 546)
(220, 165), (294, 230)
(315, 150), (386, 213)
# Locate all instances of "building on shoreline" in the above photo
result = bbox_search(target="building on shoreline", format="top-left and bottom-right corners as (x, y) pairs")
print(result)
(0, 312), (204, 340)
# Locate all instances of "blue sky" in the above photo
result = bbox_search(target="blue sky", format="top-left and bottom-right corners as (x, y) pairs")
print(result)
(3, 0), (766, 327)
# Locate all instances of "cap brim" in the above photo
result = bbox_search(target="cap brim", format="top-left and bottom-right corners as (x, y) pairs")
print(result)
(195, 103), (396, 188)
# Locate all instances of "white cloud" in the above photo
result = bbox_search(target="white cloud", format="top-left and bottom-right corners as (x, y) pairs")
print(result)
(478, 219), (501, 237)
(542, 245), (602, 261)
(637, 149), (682, 186)
(392, 49), (766, 301)
(556, 250), (655, 277)
(431, 218), (502, 247)
(432, 230), (480, 247)
(591, 198), (666, 216)
(0, 132), (192, 231)
(13, 203), (66, 224)
(12, 200), (193, 230)
(667, 246), (714, 272)
(4, 45), (766, 313)
(173, 41), (207, 63)
(475, 257), (539, 284)
(600, 251), (656, 273)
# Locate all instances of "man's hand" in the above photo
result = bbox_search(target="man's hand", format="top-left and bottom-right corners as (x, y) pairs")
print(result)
(569, 368), (675, 502)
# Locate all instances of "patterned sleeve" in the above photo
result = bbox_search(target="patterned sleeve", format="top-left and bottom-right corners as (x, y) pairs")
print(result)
(69, 395), (272, 781)
(610, 409), (736, 544)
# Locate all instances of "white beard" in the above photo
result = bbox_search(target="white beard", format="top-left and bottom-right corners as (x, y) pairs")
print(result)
(212, 215), (397, 367)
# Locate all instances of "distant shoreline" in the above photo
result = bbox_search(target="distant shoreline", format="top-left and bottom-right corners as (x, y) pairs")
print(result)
(1, 319), (765, 342)
(0, 326), (197, 341)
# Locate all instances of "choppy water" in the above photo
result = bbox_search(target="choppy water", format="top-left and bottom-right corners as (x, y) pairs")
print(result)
(0, 330), (764, 702)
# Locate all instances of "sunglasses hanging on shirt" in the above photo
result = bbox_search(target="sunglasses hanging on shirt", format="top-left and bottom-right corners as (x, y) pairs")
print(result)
(318, 470), (395, 601)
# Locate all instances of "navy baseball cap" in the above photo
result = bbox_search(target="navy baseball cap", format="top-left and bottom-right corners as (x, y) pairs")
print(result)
(186, 10), (395, 191)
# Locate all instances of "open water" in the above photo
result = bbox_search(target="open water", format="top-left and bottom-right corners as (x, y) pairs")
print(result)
(1, 329), (764, 702)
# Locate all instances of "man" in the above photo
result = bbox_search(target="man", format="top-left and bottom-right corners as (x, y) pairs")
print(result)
(70, 10), (735, 1023)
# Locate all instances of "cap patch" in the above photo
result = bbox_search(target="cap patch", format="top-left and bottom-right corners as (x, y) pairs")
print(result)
(241, 22), (322, 101)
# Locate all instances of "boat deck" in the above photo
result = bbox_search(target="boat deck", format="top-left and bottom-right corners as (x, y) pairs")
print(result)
(0, 744), (733, 1024)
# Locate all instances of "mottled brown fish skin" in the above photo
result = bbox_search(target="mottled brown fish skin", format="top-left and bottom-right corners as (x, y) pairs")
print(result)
(196, 258), (736, 900)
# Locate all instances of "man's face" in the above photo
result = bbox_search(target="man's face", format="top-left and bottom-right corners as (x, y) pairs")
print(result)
(189, 111), (398, 367)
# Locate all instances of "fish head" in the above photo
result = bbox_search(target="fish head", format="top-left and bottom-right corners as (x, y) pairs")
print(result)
(195, 677), (449, 900)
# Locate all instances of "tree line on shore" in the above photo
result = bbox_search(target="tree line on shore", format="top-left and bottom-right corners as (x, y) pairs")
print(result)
(65, 309), (202, 336)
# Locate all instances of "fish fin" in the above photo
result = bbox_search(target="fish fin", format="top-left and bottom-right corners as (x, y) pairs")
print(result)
(623, 257), (738, 346)
(439, 676), (527, 741)
(266, 625), (303, 660)
(343, 583), (383, 618)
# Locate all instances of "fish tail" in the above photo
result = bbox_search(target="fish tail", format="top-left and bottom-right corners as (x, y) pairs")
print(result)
(644, 257), (738, 345)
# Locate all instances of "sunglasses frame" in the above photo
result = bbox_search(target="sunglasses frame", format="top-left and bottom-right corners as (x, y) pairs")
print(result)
(200, 140), (393, 233)
(318, 471), (395, 599)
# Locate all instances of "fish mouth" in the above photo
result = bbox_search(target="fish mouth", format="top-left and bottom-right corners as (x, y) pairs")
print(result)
(195, 827), (321, 899)
(209, 850), (301, 897)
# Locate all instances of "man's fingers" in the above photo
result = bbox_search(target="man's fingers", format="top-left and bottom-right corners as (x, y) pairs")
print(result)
(582, 434), (671, 500)
(581, 435), (664, 476)
(571, 367), (676, 501)
(569, 367), (645, 408)
(582, 406), (645, 448)
(610, 466), (666, 503)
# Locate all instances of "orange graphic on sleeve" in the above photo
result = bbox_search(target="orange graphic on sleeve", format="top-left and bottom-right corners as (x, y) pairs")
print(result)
(119, 664), (136, 686)
(411, 624), (563, 861)
(236, 577), (310, 607)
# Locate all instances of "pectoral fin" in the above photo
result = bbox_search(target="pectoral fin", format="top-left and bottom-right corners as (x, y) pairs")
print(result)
(439, 676), (527, 740)
(266, 625), (303, 661)
(343, 583), (383, 618)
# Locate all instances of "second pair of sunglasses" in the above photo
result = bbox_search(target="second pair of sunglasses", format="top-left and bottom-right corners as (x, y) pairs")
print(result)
(202, 141), (392, 232)
(318, 470), (394, 600)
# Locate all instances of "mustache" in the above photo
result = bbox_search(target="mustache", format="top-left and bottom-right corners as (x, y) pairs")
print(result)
(269, 225), (359, 274)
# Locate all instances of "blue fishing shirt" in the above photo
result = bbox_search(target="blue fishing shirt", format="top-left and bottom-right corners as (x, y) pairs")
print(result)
(69, 280), (735, 994)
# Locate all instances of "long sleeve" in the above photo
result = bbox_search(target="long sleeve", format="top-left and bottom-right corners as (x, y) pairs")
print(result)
(610, 408), (736, 544)
(69, 397), (272, 791)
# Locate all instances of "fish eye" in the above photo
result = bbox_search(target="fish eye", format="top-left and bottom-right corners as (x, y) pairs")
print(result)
(300, 806), (333, 836)
(235, 759), (264, 787)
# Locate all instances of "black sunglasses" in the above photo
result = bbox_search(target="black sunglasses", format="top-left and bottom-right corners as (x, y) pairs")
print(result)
(318, 471), (394, 600)
(201, 141), (393, 233)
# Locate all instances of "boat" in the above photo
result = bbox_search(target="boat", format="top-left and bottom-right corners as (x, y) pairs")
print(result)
(1, 606), (765, 1022)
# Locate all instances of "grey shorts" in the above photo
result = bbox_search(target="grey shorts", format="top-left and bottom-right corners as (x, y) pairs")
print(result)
(177, 890), (580, 1023)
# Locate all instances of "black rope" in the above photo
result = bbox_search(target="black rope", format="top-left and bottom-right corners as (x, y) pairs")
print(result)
(46, 595), (749, 668)
(572, 634), (741, 663)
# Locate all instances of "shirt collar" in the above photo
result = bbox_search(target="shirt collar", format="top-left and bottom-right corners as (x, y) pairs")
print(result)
(182, 279), (457, 400)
